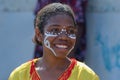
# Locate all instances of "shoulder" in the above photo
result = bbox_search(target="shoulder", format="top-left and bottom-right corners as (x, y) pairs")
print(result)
(76, 61), (95, 74)
(8, 59), (38, 80)
(70, 59), (99, 80)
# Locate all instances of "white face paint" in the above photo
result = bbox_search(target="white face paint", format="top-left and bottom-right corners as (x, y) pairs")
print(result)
(60, 28), (76, 39)
(46, 28), (76, 39)
(44, 29), (76, 56)
(44, 32), (57, 56)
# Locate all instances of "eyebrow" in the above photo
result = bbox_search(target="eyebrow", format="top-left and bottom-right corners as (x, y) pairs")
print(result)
(49, 24), (75, 28)
(49, 24), (61, 27)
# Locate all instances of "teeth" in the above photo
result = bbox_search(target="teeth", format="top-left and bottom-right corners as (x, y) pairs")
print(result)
(56, 45), (68, 49)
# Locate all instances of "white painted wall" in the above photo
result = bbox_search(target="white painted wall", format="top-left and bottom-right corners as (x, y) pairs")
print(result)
(0, 0), (37, 80)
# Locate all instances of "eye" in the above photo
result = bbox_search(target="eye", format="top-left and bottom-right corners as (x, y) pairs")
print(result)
(50, 28), (60, 35)
(67, 28), (76, 35)
(67, 28), (76, 39)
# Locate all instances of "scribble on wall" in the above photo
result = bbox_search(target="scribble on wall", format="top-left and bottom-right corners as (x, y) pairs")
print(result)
(96, 32), (120, 71)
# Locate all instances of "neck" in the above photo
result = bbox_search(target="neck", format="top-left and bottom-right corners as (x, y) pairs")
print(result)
(41, 55), (71, 69)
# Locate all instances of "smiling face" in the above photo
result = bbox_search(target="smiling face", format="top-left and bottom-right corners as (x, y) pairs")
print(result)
(42, 14), (77, 58)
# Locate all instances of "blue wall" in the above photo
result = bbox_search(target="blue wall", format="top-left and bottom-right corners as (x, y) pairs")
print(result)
(0, 12), (35, 80)
(86, 0), (120, 80)
(0, 0), (36, 79)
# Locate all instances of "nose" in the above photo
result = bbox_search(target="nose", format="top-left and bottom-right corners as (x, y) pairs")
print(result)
(58, 32), (68, 40)
(57, 28), (69, 39)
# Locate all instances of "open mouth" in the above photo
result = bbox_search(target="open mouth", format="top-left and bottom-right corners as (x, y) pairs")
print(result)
(55, 44), (68, 49)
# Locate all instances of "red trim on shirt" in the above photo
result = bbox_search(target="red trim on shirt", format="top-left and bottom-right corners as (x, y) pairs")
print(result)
(30, 58), (77, 80)
(58, 58), (77, 80)
(30, 61), (40, 80)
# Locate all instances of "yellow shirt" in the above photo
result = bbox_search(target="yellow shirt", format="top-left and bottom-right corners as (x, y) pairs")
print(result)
(8, 58), (99, 80)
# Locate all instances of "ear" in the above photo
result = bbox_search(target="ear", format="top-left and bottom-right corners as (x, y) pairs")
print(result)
(35, 27), (43, 43)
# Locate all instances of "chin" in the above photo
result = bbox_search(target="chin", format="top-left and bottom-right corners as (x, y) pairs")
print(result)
(54, 53), (68, 59)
